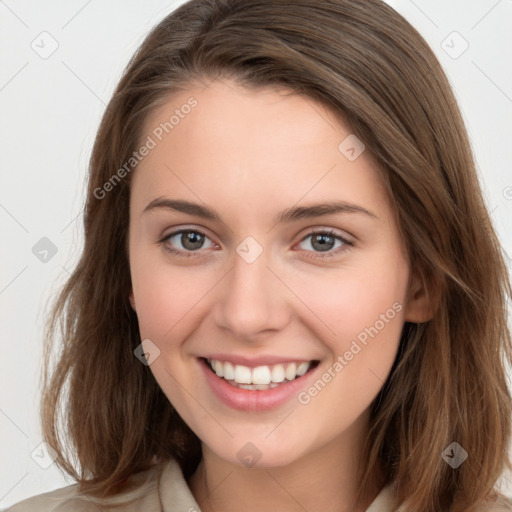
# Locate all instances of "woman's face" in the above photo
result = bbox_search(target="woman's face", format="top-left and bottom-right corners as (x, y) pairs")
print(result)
(128, 79), (423, 468)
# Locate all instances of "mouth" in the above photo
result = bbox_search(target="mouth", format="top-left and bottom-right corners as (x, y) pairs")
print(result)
(200, 357), (320, 391)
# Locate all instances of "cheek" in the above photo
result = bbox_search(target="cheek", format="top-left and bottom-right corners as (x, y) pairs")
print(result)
(338, 276), (404, 344)
(289, 261), (407, 351)
(295, 272), (405, 421)
(130, 253), (214, 343)
(312, 262), (407, 406)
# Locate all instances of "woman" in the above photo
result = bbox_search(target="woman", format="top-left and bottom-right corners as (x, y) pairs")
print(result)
(8, 0), (512, 510)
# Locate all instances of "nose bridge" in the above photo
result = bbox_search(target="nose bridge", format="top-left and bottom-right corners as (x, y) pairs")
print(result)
(213, 236), (289, 337)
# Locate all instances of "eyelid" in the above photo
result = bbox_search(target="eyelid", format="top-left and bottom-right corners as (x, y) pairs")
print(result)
(298, 226), (353, 243)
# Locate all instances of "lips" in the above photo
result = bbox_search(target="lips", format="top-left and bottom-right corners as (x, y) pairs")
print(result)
(198, 357), (321, 411)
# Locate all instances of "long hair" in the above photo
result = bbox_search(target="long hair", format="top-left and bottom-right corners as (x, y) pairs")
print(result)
(41, 1), (512, 510)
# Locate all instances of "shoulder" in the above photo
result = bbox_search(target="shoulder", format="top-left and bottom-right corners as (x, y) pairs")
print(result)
(5, 482), (94, 512)
(5, 463), (165, 512)
(384, 481), (512, 512)
(474, 494), (512, 512)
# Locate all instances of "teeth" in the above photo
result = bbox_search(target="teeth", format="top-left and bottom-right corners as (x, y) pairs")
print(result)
(223, 361), (234, 380)
(207, 358), (314, 386)
(284, 363), (297, 380)
(213, 360), (224, 377)
(252, 366), (271, 385)
(271, 364), (285, 383)
(234, 365), (252, 384)
(234, 383), (279, 390)
(296, 362), (309, 376)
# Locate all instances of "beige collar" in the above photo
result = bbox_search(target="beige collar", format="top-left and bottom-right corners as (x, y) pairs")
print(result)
(158, 458), (397, 512)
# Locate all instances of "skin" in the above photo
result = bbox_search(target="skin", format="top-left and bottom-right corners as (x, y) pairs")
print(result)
(128, 79), (431, 512)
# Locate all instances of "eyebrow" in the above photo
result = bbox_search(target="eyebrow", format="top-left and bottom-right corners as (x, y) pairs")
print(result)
(142, 197), (377, 224)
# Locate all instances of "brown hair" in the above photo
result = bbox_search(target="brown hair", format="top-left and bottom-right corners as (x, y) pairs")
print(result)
(41, 1), (512, 510)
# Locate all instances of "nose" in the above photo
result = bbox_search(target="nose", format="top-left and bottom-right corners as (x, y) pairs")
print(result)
(212, 245), (291, 340)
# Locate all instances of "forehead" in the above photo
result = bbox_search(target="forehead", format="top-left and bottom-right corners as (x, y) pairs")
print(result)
(131, 79), (389, 224)
(143, 79), (347, 150)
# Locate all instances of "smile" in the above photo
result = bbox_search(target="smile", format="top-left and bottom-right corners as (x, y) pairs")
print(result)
(199, 356), (321, 411)
(205, 358), (319, 390)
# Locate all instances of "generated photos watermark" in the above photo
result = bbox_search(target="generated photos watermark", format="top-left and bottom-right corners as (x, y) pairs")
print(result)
(297, 301), (403, 405)
(94, 96), (198, 200)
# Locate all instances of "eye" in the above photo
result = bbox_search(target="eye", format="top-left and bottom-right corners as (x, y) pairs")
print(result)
(297, 229), (353, 259)
(159, 229), (216, 257)
(158, 227), (353, 259)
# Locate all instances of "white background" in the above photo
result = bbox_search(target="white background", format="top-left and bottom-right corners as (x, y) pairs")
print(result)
(1, 0), (511, 508)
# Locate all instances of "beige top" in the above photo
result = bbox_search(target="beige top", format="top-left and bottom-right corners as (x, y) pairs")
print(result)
(6, 458), (398, 511)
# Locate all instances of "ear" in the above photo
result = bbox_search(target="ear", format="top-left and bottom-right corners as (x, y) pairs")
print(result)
(403, 271), (438, 323)
(129, 291), (136, 312)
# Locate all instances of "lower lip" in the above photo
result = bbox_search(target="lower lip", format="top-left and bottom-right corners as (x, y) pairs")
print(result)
(198, 358), (319, 411)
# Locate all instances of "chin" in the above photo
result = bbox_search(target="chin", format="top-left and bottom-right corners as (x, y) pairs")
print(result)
(204, 435), (309, 470)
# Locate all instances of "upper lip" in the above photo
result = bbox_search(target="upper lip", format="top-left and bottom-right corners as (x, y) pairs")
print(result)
(201, 354), (318, 368)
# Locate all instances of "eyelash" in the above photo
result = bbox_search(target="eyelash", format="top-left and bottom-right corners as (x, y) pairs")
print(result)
(158, 228), (353, 260)
(300, 229), (354, 260)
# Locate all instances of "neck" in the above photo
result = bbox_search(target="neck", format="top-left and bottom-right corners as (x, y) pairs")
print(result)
(187, 412), (385, 512)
